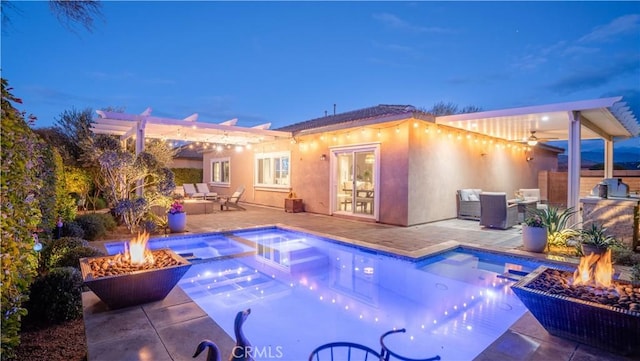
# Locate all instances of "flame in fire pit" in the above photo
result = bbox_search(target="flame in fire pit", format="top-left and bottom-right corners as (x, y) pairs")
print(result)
(573, 249), (614, 287)
(125, 232), (155, 266)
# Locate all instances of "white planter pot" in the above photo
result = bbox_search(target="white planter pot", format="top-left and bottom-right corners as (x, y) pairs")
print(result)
(167, 212), (187, 233)
(522, 225), (548, 253)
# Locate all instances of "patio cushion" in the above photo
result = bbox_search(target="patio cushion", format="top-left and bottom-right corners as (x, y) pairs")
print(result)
(459, 189), (481, 201)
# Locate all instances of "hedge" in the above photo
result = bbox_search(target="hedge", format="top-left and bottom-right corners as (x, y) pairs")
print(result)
(1, 79), (42, 360)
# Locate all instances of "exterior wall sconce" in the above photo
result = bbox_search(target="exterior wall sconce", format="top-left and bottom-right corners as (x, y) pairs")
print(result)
(320, 154), (327, 161)
(526, 156), (535, 162)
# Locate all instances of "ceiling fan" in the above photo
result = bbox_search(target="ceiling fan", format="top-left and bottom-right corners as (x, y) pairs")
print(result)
(523, 131), (558, 146)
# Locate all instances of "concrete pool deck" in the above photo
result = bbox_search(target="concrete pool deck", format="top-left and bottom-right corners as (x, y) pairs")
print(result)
(83, 204), (635, 361)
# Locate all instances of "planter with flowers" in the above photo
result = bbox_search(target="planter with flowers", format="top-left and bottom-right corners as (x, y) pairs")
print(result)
(167, 201), (186, 233)
(522, 213), (548, 253)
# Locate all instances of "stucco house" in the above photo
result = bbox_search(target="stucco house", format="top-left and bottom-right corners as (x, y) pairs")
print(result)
(92, 97), (637, 227)
(202, 105), (562, 226)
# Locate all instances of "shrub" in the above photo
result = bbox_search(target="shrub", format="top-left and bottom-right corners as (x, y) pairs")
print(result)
(611, 245), (640, 266)
(62, 220), (85, 238)
(87, 197), (107, 210)
(75, 213), (107, 241)
(171, 168), (203, 187)
(97, 212), (117, 231)
(1, 79), (42, 359)
(632, 264), (640, 283)
(51, 246), (105, 269)
(140, 219), (158, 234)
(39, 237), (88, 272)
(25, 267), (83, 325)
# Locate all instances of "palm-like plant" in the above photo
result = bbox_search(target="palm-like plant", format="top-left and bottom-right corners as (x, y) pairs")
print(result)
(526, 206), (580, 247)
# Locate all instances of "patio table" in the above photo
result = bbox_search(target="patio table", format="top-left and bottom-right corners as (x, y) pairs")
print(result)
(507, 199), (537, 223)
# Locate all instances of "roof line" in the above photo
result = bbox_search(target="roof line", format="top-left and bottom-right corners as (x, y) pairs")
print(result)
(436, 97), (623, 122)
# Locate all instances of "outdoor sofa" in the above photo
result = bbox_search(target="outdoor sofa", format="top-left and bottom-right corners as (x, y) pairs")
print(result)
(457, 189), (482, 220)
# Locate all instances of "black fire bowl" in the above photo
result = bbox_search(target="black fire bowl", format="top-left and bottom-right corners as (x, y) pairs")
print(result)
(511, 266), (640, 356)
(80, 249), (191, 309)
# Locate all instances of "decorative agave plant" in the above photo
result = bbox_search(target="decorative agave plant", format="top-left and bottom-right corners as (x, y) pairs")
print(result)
(579, 223), (619, 249)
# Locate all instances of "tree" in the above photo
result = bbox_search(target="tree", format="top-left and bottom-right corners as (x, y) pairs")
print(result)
(34, 127), (76, 165)
(423, 101), (483, 116)
(2, 0), (102, 34)
(144, 139), (178, 167)
(49, 0), (102, 32)
(53, 107), (95, 166)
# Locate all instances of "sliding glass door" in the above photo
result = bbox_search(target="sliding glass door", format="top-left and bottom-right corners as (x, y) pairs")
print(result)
(332, 145), (378, 220)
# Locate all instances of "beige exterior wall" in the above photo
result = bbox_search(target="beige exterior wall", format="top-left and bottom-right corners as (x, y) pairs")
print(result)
(202, 116), (560, 226)
(169, 158), (202, 169)
(406, 121), (558, 225)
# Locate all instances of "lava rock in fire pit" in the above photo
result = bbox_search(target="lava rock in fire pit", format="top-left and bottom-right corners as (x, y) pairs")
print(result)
(85, 250), (182, 279)
(525, 269), (640, 312)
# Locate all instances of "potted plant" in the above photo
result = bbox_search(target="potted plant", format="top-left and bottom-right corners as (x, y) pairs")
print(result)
(522, 214), (548, 252)
(167, 200), (186, 233)
(579, 223), (619, 256)
(525, 206), (579, 252)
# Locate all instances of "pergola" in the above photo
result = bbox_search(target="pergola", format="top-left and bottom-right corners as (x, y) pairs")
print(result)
(91, 108), (292, 155)
(436, 96), (639, 215)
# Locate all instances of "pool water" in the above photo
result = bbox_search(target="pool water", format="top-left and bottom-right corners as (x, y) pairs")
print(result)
(105, 233), (254, 260)
(122, 227), (558, 361)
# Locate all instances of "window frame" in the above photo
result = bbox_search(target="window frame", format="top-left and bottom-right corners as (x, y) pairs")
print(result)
(254, 151), (291, 190)
(210, 157), (231, 185)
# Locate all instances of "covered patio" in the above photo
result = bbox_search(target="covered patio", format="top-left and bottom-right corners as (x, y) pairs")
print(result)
(437, 96), (639, 218)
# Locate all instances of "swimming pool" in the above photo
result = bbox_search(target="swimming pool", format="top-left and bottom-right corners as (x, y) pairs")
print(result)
(106, 227), (561, 360)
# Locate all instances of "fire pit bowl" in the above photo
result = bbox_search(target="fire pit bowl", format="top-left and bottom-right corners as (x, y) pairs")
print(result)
(80, 249), (191, 309)
(511, 266), (640, 356)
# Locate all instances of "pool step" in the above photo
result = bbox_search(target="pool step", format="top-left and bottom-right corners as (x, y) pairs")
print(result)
(289, 254), (329, 274)
(178, 252), (201, 261)
(497, 269), (529, 282)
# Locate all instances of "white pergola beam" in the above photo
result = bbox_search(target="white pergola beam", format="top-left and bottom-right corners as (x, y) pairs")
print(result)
(219, 118), (238, 126)
(183, 113), (198, 122)
(579, 114), (613, 141)
(92, 110), (292, 146)
(119, 126), (137, 141)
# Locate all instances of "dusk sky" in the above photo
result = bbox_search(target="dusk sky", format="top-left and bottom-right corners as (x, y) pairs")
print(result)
(3, 1), (639, 151)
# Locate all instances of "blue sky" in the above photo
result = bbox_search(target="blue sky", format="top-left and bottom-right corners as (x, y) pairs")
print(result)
(2, 1), (639, 152)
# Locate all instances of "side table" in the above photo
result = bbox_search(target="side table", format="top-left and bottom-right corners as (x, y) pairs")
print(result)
(284, 198), (304, 213)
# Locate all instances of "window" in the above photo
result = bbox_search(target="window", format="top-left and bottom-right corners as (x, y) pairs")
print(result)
(255, 151), (290, 188)
(210, 158), (230, 184)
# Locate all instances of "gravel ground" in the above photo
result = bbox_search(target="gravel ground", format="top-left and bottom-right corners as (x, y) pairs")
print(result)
(11, 318), (87, 361)
(10, 224), (141, 361)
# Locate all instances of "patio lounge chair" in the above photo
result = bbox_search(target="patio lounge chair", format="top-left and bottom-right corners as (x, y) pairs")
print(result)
(195, 183), (218, 200)
(218, 186), (245, 211)
(479, 192), (518, 229)
(183, 183), (205, 199)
